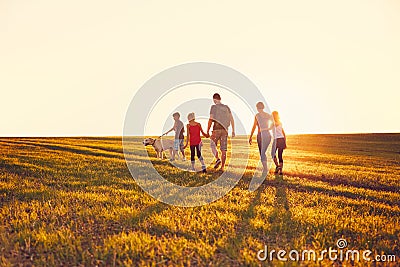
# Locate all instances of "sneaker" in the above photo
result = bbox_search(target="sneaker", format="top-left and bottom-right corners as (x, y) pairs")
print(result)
(278, 168), (283, 175)
(202, 168), (207, 173)
(274, 166), (279, 174)
(214, 159), (221, 169)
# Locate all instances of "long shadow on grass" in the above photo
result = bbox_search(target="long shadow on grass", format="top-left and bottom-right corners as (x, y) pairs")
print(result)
(265, 176), (400, 226)
(256, 164), (400, 209)
(284, 179), (400, 210)
(104, 203), (195, 256)
(221, 174), (303, 263)
(265, 176), (398, 256)
(285, 171), (399, 194)
(129, 202), (169, 226)
(264, 175), (296, 242)
(243, 164), (399, 194)
(0, 161), (48, 179)
(1, 140), (125, 160)
(221, 173), (400, 263)
(149, 159), (225, 188)
(0, 187), (55, 206)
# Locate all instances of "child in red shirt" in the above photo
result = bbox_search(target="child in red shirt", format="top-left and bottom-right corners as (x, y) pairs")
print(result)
(184, 112), (209, 173)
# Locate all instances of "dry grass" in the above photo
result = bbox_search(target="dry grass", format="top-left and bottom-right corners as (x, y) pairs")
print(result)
(0, 134), (399, 266)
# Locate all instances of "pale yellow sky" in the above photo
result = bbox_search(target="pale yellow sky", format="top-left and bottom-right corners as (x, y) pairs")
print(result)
(1, 0), (399, 136)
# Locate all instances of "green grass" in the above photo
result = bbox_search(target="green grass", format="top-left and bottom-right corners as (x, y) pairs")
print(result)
(0, 134), (399, 266)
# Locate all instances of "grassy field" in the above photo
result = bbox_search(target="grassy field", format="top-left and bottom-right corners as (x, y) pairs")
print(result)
(0, 134), (399, 266)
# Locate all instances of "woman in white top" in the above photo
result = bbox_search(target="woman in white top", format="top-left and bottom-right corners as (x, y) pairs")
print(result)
(271, 111), (286, 175)
(249, 102), (273, 172)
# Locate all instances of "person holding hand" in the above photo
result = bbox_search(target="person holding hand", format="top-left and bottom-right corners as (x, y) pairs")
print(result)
(207, 93), (235, 172)
(184, 112), (209, 173)
(249, 102), (273, 173)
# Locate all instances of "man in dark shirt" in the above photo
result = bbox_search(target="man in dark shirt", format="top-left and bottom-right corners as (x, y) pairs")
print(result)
(207, 93), (235, 171)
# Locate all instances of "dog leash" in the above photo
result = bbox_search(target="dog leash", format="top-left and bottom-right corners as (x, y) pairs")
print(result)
(157, 133), (167, 139)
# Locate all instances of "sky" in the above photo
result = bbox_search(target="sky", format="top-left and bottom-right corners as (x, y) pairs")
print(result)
(1, 0), (399, 136)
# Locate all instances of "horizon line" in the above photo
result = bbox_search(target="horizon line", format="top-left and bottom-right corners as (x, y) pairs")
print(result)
(0, 132), (399, 138)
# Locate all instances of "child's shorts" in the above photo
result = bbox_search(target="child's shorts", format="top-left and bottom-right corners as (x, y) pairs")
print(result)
(174, 139), (184, 150)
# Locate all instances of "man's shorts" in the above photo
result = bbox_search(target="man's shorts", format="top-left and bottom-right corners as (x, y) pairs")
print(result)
(210, 129), (228, 151)
(174, 139), (184, 151)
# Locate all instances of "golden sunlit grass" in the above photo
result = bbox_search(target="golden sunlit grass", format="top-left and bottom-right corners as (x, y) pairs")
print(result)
(0, 134), (399, 266)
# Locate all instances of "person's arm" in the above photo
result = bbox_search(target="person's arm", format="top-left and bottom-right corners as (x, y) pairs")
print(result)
(268, 116), (275, 130)
(199, 123), (209, 138)
(282, 128), (287, 148)
(163, 122), (176, 135)
(268, 114), (275, 130)
(163, 127), (174, 135)
(249, 116), (257, 145)
(207, 106), (214, 136)
(183, 125), (190, 148)
(230, 113), (235, 138)
(207, 116), (213, 136)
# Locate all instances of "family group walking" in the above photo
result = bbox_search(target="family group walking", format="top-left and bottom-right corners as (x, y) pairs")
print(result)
(163, 93), (286, 175)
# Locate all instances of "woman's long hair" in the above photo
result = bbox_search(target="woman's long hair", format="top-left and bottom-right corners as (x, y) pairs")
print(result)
(272, 111), (281, 126)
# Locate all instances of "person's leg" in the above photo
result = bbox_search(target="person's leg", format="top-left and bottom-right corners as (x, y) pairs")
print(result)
(190, 145), (196, 170)
(257, 132), (267, 171)
(196, 145), (206, 172)
(273, 155), (279, 167)
(220, 131), (228, 171)
(169, 148), (175, 161)
(210, 131), (220, 160)
(211, 131), (222, 169)
(272, 146), (279, 174)
(179, 139), (185, 160)
(278, 147), (284, 174)
(257, 132), (262, 155)
(220, 151), (226, 171)
(260, 131), (271, 172)
(271, 139), (279, 167)
(173, 139), (180, 160)
(196, 144), (202, 160)
(278, 148), (284, 164)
